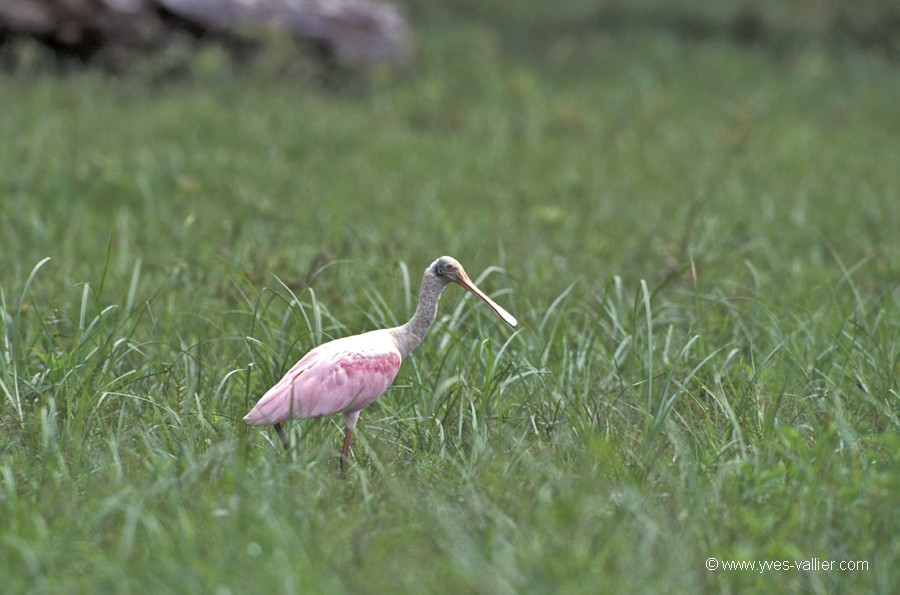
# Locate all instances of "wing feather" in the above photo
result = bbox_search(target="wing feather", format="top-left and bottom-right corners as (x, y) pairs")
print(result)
(243, 334), (401, 426)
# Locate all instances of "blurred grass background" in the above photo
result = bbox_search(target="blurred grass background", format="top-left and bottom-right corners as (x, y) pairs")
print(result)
(1, 1), (898, 593)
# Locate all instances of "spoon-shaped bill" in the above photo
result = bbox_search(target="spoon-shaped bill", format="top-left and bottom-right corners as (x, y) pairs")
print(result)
(456, 272), (518, 328)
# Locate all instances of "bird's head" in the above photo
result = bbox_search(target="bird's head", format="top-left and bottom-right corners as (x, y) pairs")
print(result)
(429, 256), (517, 327)
(430, 256), (463, 282)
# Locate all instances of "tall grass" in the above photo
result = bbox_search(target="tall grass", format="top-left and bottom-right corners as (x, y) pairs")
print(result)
(1, 9), (898, 593)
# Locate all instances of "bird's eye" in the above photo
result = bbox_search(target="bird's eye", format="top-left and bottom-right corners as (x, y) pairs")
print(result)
(445, 264), (455, 272)
(435, 265), (445, 276)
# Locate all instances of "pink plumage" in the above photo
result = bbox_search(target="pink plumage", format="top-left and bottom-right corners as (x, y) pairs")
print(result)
(243, 330), (401, 425)
(243, 256), (517, 468)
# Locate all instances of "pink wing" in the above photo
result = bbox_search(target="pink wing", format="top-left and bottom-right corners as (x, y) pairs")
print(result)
(243, 338), (401, 426)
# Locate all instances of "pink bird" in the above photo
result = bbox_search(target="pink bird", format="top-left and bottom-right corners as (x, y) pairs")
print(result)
(243, 256), (517, 467)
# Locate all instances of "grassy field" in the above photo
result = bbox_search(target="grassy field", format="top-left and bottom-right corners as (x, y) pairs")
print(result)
(1, 6), (898, 594)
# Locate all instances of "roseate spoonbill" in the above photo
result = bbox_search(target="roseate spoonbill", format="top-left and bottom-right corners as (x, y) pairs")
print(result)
(243, 256), (517, 467)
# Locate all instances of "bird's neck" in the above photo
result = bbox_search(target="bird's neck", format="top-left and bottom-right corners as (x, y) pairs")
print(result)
(391, 274), (446, 358)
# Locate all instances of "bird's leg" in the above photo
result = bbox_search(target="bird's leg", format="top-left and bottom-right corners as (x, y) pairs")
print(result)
(339, 427), (353, 471)
(273, 422), (289, 450)
(340, 411), (361, 471)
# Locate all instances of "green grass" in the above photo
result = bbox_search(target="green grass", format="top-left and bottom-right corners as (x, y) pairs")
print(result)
(1, 9), (899, 594)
